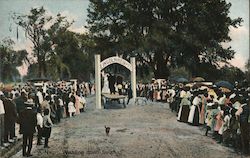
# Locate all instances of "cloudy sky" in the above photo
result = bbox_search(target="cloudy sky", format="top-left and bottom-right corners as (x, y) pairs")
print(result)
(0, 0), (249, 75)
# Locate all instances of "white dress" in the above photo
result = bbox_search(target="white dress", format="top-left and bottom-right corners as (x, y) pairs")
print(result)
(102, 73), (110, 94)
(188, 96), (201, 124)
(68, 102), (76, 113)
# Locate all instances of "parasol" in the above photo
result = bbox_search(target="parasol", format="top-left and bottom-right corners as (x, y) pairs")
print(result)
(193, 77), (205, 82)
(215, 81), (234, 90)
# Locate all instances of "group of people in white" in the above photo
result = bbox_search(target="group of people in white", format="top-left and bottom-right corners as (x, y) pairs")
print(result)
(131, 78), (249, 155)
(167, 84), (250, 155)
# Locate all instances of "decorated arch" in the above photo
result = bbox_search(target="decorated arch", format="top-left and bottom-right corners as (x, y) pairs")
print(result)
(95, 54), (136, 109)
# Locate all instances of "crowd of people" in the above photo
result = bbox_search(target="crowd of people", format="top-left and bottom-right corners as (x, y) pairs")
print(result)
(0, 78), (249, 156)
(0, 81), (90, 157)
(134, 79), (250, 156)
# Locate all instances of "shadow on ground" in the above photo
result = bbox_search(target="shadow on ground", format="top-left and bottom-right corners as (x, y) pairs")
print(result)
(103, 100), (126, 109)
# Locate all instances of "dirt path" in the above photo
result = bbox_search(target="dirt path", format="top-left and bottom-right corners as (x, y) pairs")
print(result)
(12, 97), (243, 158)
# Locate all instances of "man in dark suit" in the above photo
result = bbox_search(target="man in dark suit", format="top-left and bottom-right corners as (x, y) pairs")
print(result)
(19, 101), (37, 157)
(108, 74), (116, 94)
(14, 91), (27, 115)
(2, 93), (17, 144)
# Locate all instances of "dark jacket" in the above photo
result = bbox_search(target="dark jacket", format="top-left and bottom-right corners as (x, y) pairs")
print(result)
(3, 98), (18, 123)
(14, 96), (26, 114)
(240, 104), (250, 123)
(19, 107), (37, 135)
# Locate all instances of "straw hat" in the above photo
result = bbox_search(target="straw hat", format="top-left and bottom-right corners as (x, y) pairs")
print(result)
(24, 100), (34, 107)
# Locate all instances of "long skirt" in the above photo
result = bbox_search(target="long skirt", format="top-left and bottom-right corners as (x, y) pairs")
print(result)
(199, 104), (205, 125)
(188, 105), (200, 126)
(178, 105), (190, 123)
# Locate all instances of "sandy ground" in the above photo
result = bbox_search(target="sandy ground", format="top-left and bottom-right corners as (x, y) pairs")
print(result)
(12, 96), (247, 158)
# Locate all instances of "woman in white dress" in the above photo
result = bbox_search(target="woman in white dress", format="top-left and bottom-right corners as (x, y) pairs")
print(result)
(102, 72), (110, 94)
(177, 94), (191, 122)
(188, 92), (201, 126)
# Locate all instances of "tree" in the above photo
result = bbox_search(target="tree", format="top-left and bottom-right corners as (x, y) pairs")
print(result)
(13, 7), (94, 81)
(51, 31), (94, 81)
(218, 65), (245, 83)
(12, 7), (72, 78)
(87, 0), (242, 79)
(0, 38), (28, 82)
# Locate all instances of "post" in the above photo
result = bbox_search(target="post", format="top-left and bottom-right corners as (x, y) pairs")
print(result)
(95, 54), (102, 109)
(131, 57), (136, 102)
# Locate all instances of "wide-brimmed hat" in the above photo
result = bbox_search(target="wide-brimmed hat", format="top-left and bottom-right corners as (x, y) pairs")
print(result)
(24, 100), (34, 107)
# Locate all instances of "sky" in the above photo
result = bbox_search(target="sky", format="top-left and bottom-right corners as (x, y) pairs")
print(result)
(0, 0), (249, 76)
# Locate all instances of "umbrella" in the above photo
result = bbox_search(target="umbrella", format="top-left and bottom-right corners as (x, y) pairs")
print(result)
(193, 77), (205, 82)
(215, 81), (234, 90)
(176, 77), (188, 83)
(219, 87), (231, 93)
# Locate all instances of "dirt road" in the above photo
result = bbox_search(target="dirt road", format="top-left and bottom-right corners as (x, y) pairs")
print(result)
(12, 97), (243, 158)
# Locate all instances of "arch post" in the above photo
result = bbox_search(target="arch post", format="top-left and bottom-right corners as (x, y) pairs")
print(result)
(130, 57), (136, 101)
(95, 54), (102, 109)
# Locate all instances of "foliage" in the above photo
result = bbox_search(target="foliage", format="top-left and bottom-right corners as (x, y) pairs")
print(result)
(87, 0), (242, 79)
(217, 65), (245, 83)
(13, 7), (94, 81)
(12, 7), (72, 78)
(0, 38), (28, 82)
(170, 67), (191, 80)
(50, 31), (94, 81)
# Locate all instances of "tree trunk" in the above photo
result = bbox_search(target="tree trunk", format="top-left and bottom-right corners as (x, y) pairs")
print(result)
(154, 51), (169, 79)
(37, 52), (45, 78)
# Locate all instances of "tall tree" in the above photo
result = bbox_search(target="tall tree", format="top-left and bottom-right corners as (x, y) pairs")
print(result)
(0, 38), (28, 82)
(12, 7), (72, 78)
(87, 0), (242, 79)
(50, 30), (94, 81)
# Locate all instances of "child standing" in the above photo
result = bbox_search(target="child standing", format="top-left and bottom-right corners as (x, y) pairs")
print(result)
(36, 108), (43, 145)
(43, 108), (53, 148)
(68, 97), (76, 117)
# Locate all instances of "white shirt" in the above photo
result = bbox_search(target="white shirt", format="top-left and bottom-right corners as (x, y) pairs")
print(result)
(185, 91), (192, 98)
(37, 91), (43, 105)
(192, 96), (201, 106)
(59, 98), (64, 106)
(11, 90), (16, 99)
(229, 93), (236, 99)
(37, 113), (43, 128)
(0, 99), (5, 114)
(235, 103), (247, 117)
(180, 90), (186, 98)
(218, 95), (226, 105)
(167, 89), (175, 98)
